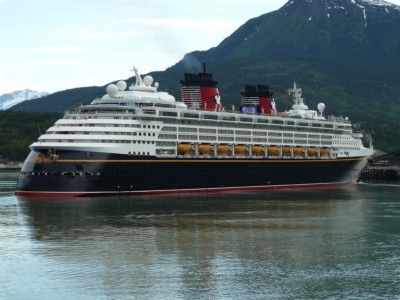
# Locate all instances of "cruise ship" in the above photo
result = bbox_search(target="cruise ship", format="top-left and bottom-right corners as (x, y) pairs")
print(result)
(15, 65), (374, 197)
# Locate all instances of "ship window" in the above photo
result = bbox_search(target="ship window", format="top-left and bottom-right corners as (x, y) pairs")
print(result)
(182, 112), (199, 118)
(179, 127), (198, 133)
(253, 131), (267, 136)
(236, 137), (251, 142)
(199, 135), (217, 141)
(203, 114), (218, 120)
(269, 138), (282, 143)
(268, 132), (282, 137)
(179, 134), (198, 140)
(236, 130), (251, 135)
(294, 140), (307, 144)
(199, 128), (216, 133)
(256, 118), (269, 124)
(239, 117), (253, 123)
(253, 138), (268, 143)
(221, 116), (236, 122)
(308, 134), (319, 139)
(219, 136), (234, 141)
(298, 122), (309, 127)
(160, 111), (178, 117)
(159, 134), (177, 139)
(218, 129), (234, 134)
(272, 119), (284, 125)
(161, 126), (177, 132)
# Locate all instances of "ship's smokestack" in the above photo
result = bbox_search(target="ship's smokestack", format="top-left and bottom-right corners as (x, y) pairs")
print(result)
(180, 65), (221, 110)
(240, 84), (276, 115)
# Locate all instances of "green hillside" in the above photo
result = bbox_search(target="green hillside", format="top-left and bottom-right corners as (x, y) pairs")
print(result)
(0, 111), (60, 163)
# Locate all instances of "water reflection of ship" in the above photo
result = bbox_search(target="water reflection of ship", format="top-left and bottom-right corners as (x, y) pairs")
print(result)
(18, 187), (371, 249)
(16, 187), (377, 296)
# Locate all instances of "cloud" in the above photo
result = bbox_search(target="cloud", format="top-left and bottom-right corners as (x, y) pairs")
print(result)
(16, 45), (90, 54)
(114, 17), (239, 31)
(77, 30), (156, 40)
(0, 75), (45, 94)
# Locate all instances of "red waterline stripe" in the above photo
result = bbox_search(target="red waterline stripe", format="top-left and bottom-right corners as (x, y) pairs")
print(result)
(15, 181), (351, 198)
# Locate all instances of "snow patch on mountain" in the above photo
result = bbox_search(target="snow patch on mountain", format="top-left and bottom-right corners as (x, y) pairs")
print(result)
(359, 0), (399, 8)
(355, 0), (400, 12)
(0, 89), (49, 110)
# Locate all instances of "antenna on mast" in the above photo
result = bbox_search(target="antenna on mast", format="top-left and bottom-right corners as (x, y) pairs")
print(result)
(131, 65), (144, 86)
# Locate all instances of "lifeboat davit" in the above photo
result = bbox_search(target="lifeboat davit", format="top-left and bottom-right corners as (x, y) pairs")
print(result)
(177, 143), (192, 153)
(320, 147), (330, 156)
(198, 144), (212, 154)
(252, 145), (263, 154)
(307, 147), (317, 155)
(267, 146), (278, 154)
(293, 146), (304, 155)
(217, 145), (230, 154)
(234, 145), (247, 153)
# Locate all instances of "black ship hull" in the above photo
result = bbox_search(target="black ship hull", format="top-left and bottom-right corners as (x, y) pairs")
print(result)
(14, 150), (367, 197)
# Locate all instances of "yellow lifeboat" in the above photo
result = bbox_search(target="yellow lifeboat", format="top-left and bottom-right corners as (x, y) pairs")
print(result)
(267, 145), (278, 154)
(252, 145), (263, 154)
(282, 146), (290, 154)
(198, 144), (212, 154)
(307, 147), (317, 155)
(177, 143), (192, 153)
(234, 145), (247, 153)
(217, 144), (230, 154)
(293, 146), (304, 155)
(320, 147), (330, 156)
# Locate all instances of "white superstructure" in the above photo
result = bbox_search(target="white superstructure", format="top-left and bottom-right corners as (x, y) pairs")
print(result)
(31, 67), (374, 161)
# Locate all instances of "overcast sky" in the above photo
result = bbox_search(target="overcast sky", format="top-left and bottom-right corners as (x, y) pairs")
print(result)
(1, 0), (399, 94)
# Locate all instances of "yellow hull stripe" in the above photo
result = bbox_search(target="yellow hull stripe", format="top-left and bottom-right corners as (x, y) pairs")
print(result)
(28, 157), (366, 164)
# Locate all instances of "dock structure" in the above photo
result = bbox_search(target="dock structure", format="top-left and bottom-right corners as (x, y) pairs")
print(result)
(360, 165), (400, 181)
(360, 150), (400, 181)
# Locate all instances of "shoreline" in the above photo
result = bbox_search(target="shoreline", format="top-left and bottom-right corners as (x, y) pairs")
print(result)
(0, 168), (21, 173)
(0, 163), (22, 173)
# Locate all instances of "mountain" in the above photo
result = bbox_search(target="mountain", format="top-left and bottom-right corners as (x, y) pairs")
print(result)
(170, 0), (400, 70)
(0, 89), (49, 110)
(5, 0), (400, 155)
(165, 0), (400, 151)
(10, 86), (104, 112)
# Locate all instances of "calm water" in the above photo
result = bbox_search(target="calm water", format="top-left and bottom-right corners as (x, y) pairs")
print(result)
(1, 172), (399, 300)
